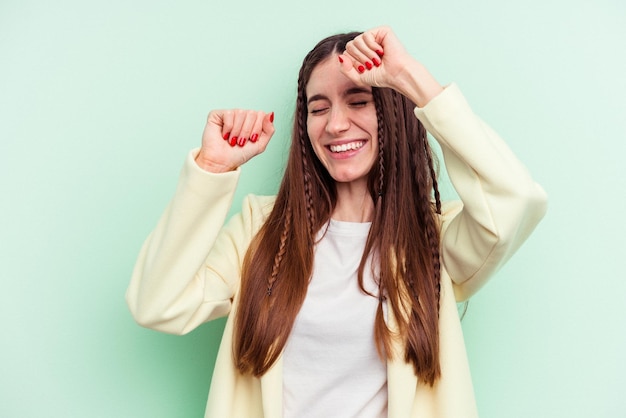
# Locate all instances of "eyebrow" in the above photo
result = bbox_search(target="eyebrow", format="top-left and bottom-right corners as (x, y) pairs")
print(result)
(307, 87), (373, 106)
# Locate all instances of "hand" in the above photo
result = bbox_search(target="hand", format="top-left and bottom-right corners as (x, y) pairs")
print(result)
(338, 26), (443, 107)
(195, 109), (275, 173)
(339, 26), (411, 88)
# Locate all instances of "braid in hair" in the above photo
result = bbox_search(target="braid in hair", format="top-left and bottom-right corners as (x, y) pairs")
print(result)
(373, 88), (386, 201)
(376, 89), (437, 383)
(266, 78), (313, 297)
(373, 89), (386, 308)
(409, 122), (441, 284)
(387, 90), (400, 213)
(424, 128), (442, 215)
(421, 125), (442, 317)
(296, 77), (316, 237)
(267, 204), (291, 296)
(424, 204), (441, 314)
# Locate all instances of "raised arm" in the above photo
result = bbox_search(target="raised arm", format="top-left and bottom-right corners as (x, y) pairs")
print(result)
(126, 109), (275, 333)
(340, 26), (547, 300)
(415, 86), (547, 300)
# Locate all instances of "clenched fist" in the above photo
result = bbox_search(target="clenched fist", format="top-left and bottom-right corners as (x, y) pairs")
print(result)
(195, 109), (275, 173)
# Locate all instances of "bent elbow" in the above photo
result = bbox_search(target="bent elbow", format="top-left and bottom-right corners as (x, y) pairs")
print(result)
(520, 182), (548, 229)
(125, 292), (189, 336)
(129, 309), (194, 336)
(495, 181), (548, 256)
(126, 291), (230, 335)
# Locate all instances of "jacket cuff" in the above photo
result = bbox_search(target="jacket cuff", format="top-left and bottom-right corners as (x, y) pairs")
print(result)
(180, 148), (241, 198)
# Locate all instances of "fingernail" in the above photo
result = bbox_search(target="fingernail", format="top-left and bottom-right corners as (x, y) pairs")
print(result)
(223, 132), (230, 140)
(357, 65), (365, 73)
(376, 49), (384, 57)
(269, 112), (274, 123)
(365, 61), (373, 70)
(372, 58), (381, 67)
(250, 133), (259, 143)
(229, 136), (238, 147)
(238, 137), (246, 147)
(338, 55), (343, 63)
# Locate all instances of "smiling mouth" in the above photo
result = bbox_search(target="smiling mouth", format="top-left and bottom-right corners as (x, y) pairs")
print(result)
(328, 141), (365, 153)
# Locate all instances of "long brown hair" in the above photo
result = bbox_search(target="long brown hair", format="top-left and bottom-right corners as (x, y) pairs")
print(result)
(234, 32), (443, 385)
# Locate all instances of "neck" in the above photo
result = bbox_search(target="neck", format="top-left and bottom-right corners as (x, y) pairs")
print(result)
(332, 181), (374, 223)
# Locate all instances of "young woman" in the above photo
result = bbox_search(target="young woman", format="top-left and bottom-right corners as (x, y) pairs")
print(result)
(127, 26), (547, 418)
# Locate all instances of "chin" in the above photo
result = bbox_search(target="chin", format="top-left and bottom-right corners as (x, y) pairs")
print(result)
(330, 171), (368, 184)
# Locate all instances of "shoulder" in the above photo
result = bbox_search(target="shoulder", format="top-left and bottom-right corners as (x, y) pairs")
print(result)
(245, 194), (276, 214)
(240, 194), (277, 228)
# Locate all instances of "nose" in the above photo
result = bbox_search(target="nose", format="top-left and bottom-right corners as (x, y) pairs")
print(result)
(325, 106), (350, 136)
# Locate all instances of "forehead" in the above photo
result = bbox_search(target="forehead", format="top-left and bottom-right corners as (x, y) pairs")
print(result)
(305, 57), (363, 97)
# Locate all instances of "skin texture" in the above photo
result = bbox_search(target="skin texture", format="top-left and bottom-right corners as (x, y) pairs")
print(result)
(194, 26), (444, 221)
(195, 109), (275, 173)
(305, 56), (379, 221)
(338, 27), (443, 108)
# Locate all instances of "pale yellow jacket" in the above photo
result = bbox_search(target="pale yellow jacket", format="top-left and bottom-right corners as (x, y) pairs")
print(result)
(127, 84), (548, 418)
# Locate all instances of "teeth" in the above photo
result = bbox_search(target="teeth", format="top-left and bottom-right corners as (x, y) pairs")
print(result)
(329, 141), (365, 153)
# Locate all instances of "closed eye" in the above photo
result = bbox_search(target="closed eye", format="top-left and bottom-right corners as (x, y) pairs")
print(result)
(310, 107), (329, 115)
(350, 101), (369, 108)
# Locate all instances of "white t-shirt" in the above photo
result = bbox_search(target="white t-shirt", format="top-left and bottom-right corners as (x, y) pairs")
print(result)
(283, 219), (387, 418)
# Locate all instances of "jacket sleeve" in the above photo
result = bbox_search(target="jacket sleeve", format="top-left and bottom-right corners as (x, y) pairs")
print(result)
(126, 149), (272, 334)
(414, 84), (548, 301)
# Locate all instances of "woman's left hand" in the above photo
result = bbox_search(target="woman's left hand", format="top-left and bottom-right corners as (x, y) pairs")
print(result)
(338, 26), (443, 107)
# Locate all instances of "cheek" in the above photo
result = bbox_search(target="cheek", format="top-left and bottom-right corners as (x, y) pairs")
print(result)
(306, 120), (323, 147)
(366, 110), (379, 137)
(353, 107), (378, 139)
(304, 122), (322, 161)
(306, 117), (317, 136)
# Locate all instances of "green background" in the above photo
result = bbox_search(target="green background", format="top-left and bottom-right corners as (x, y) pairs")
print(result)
(1, 0), (624, 416)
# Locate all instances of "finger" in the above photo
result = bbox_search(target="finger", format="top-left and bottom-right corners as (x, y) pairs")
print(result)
(229, 109), (248, 147)
(337, 53), (365, 85)
(220, 110), (235, 142)
(361, 31), (384, 65)
(237, 111), (259, 147)
(345, 38), (374, 72)
(256, 112), (275, 149)
(248, 111), (266, 143)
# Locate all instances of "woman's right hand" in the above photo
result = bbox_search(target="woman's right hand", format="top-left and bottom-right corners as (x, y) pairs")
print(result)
(195, 109), (275, 173)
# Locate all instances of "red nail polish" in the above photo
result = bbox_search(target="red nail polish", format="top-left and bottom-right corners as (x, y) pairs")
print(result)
(229, 136), (237, 147)
(223, 132), (230, 140)
(269, 112), (274, 123)
(238, 137), (246, 147)
(365, 61), (373, 70)
(250, 133), (258, 143)
(372, 58), (380, 67)
(357, 65), (365, 73)
(338, 56), (343, 63)
(376, 49), (384, 57)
